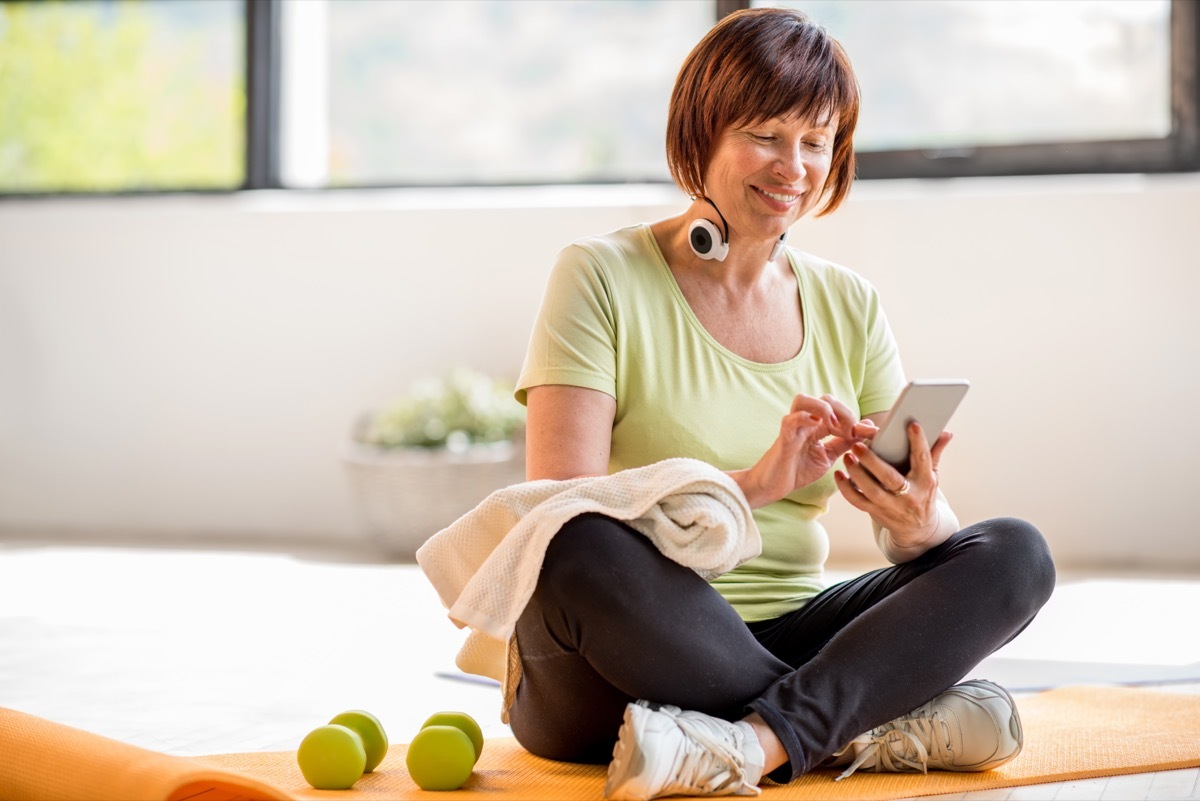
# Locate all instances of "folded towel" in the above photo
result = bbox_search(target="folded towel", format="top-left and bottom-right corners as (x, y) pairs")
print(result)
(416, 457), (761, 715)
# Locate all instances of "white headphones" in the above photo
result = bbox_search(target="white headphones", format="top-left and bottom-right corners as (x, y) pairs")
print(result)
(687, 197), (789, 262)
(770, 230), (790, 261)
(688, 217), (730, 262)
(688, 197), (731, 262)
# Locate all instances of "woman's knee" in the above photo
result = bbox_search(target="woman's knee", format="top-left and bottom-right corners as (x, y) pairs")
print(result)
(962, 517), (1057, 606)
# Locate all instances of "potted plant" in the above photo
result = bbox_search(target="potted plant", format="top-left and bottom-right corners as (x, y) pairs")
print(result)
(343, 367), (527, 559)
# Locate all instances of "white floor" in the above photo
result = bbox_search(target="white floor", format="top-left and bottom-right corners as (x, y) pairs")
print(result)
(2, 542), (1199, 800)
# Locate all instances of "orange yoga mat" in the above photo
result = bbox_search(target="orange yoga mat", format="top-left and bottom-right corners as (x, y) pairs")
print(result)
(3, 686), (1200, 801)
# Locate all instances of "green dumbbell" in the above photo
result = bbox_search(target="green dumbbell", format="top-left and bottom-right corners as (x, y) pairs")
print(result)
(405, 711), (484, 791)
(330, 710), (389, 773)
(296, 709), (389, 790)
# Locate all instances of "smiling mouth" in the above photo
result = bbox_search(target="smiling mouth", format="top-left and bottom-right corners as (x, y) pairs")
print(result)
(755, 187), (800, 204)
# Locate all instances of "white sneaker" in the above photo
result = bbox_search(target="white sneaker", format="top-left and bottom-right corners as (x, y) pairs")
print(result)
(605, 701), (764, 800)
(832, 679), (1023, 781)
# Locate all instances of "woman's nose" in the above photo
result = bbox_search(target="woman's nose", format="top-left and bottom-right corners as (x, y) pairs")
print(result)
(774, 144), (806, 182)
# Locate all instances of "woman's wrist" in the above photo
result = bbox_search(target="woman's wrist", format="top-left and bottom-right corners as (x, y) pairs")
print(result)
(727, 467), (776, 510)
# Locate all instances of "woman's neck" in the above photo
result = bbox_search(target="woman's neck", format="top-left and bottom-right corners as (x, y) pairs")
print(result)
(652, 211), (788, 289)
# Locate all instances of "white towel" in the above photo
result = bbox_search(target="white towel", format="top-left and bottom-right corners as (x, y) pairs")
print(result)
(416, 457), (761, 715)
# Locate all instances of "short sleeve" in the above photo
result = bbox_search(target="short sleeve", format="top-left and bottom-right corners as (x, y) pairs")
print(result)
(515, 244), (618, 406)
(857, 287), (906, 416)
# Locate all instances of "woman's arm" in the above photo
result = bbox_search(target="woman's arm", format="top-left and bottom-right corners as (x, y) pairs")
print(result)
(524, 384), (617, 481)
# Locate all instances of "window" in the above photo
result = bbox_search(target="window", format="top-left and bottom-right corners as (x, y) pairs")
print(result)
(0, 0), (245, 193)
(279, 0), (716, 188)
(753, 0), (1199, 177)
(2, 0), (1196, 195)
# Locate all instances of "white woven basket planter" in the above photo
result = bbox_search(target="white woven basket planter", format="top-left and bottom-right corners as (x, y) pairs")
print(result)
(343, 439), (526, 559)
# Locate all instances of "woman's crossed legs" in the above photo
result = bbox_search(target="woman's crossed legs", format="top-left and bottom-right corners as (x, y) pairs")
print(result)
(508, 512), (1055, 782)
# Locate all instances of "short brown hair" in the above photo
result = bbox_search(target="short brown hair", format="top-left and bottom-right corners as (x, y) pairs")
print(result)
(666, 8), (860, 217)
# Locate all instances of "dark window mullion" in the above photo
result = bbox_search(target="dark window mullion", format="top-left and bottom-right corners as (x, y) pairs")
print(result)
(1170, 0), (1200, 169)
(246, 0), (281, 189)
(717, 0), (750, 20)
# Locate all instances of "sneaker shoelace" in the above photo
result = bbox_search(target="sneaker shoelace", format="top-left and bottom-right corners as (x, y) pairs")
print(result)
(834, 712), (954, 781)
(665, 711), (755, 796)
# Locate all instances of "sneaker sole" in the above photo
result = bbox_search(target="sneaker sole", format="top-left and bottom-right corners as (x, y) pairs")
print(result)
(954, 680), (1023, 771)
(605, 703), (654, 801)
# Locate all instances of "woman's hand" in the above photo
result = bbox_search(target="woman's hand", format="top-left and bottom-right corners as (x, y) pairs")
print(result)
(732, 393), (877, 508)
(833, 421), (953, 552)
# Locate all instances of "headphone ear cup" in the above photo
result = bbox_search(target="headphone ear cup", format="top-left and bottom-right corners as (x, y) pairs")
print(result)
(688, 218), (729, 262)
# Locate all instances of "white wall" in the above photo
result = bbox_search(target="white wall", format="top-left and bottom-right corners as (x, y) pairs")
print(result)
(1, 175), (1198, 570)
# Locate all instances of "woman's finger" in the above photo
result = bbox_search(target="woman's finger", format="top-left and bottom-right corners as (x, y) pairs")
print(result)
(928, 430), (953, 472)
(906, 421), (934, 477)
(820, 394), (859, 438)
(844, 450), (908, 502)
(833, 469), (872, 512)
(821, 435), (856, 460)
(908, 423), (953, 481)
(789, 394), (835, 427)
(851, 418), (879, 441)
(847, 441), (907, 495)
(780, 409), (825, 437)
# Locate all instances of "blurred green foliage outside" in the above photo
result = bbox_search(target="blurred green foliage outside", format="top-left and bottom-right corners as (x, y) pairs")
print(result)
(0, 0), (244, 193)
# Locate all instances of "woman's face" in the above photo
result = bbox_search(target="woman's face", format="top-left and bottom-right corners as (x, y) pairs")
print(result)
(703, 113), (838, 242)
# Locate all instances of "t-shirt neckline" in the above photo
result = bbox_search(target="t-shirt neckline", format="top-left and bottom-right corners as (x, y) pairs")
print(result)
(637, 222), (811, 371)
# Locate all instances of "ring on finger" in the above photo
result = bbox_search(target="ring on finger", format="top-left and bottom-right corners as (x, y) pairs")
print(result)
(889, 479), (910, 496)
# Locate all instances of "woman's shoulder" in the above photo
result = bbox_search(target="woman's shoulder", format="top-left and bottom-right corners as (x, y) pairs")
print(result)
(539, 224), (663, 311)
(551, 224), (662, 287)
(561, 224), (654, 267)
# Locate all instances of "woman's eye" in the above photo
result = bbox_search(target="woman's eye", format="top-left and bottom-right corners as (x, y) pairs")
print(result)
(750, 133), (776, 143)
(805, 140), (830, 152)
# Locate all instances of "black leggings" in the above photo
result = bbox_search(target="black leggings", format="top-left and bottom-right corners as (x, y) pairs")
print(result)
(507, 513), (1055, 781)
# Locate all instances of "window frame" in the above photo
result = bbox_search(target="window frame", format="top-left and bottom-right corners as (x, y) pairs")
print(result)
(246, 0), (282, 189)
(0, 0), (264, 198)
(738, 0), (1200, 179)
(263, 0), (1200, 184)
(2, 0), (1196, 198)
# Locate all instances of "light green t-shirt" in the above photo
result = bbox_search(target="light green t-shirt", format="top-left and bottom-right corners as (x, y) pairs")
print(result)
(516, 223), (905, 622)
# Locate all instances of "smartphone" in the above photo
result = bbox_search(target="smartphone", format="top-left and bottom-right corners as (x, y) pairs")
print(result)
(870, 379), (970, 473)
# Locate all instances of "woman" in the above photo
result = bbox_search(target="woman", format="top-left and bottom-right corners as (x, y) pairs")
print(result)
(509, 8), (1054, 800)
